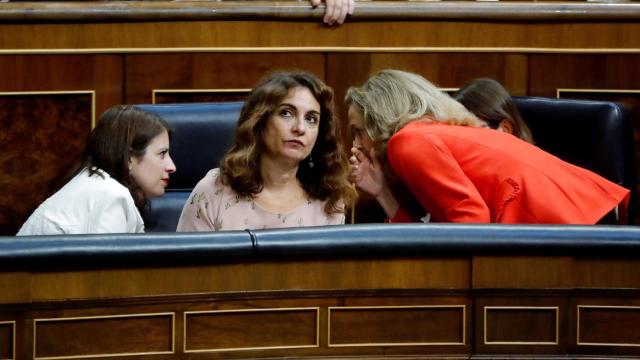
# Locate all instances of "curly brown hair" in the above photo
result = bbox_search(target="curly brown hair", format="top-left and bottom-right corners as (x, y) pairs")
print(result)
(219, 71), (356, 214)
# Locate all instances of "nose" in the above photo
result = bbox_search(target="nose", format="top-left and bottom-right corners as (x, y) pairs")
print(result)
(292, 116), (306, 134)
(166, 155), (177, 173)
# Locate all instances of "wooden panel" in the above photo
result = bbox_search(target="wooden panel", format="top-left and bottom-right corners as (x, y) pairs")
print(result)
(476, 297), (568, 355)
(28, 258), (469, 301)
(578, 306), (640, 346)
(34, 313), (173, 359)
(0, 322), (13, 360)
(328, 52), (528, 116)
(528, 54), (640, 98)
(0, 273), (29, 304)
(184, 308), (318, 352)
(0, 55), (122, 117)
(153, 89), (250, 104)
(574, 259), (640, 288)
(0, 92), (93, 236)
(328, 305), (465, 346)
(2, 21), (640, 51)
(472, 256), (572, 288)
(124, 53), (325, 104)
(485, 307), (558, 344)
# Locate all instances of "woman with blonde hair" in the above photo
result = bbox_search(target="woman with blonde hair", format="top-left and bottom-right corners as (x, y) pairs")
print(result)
(347, 69), (629, 224)
(178, 71), (356, 231)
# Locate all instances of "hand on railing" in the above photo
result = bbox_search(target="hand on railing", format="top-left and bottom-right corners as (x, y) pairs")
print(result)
(310, 0), (354, 25)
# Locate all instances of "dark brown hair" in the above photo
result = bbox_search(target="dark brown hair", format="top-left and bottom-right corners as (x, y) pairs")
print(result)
(80, 105), (172, 212)
(454, 78), (534, 144)
(219, 71), (356, 214)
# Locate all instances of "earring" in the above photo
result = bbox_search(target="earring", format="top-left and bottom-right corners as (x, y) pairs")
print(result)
(308, 154), (314, 169)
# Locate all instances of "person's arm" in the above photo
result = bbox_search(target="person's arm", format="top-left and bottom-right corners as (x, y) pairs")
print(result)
(177, 172), (220, 232)
(91, 195), (142, 233)
(388, 131), (490, 223)
(310, 0), (354, 25)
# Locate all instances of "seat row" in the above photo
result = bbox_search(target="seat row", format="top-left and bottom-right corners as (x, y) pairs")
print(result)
(137, 97), (636, 231)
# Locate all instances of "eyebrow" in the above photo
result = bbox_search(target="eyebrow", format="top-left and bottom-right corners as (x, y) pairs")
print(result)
(279, 103), (320, 116)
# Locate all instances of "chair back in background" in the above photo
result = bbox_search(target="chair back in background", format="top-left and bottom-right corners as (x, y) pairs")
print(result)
(135, 102), (243, 231)
(514, 97), (636, 223)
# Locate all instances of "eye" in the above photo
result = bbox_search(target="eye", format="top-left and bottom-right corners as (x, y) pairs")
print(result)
(159, 149), (169, 159)
(280, 109), (293, 118)
(305, 114), (319, 125)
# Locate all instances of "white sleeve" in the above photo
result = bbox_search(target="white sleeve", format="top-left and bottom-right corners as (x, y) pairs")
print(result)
(89, 193), (143, 233)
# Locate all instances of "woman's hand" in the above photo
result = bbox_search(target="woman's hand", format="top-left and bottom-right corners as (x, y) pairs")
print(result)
(349, 147), (385, 197)
(310, 0), (354, 25)
(350, 146), (401, 219)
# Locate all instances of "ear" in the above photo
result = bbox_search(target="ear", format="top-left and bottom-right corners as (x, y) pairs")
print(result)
(498, 119), (514, 135)
(128, 156), (134, 172)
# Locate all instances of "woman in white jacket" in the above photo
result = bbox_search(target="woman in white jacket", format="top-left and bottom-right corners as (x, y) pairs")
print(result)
(17, 105), (176, 235)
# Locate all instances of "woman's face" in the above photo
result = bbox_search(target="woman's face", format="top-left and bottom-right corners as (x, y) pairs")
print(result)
(129, 129), (176, 198)
(348, 105), (374, 154)
(261, 86), (321, 165)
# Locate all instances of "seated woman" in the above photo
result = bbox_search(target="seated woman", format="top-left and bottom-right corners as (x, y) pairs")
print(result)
(454, 77), (534, 143)
(18, 105), (176, 235)
(177, 71), (356, 231)
(346, 69), (629, 224)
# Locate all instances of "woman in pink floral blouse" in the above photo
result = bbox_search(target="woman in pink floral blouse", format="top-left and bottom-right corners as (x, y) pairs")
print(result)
(177, 71), (356, 231)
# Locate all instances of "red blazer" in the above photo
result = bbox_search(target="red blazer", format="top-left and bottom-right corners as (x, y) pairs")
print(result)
(388, 120), (630, 224)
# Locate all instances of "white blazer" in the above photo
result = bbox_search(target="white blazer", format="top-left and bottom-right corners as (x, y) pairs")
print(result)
(17, 168), (144, 235)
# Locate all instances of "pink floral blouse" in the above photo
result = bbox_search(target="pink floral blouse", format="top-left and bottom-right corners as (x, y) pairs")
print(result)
(176, 169), (344, 231)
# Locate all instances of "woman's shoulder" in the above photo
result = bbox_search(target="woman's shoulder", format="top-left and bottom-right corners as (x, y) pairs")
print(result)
(193, 168), (227, 192)
(74, 168), (132, 199)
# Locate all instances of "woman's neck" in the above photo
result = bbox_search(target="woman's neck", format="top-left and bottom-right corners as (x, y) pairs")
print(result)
(255, 155), (307, 213)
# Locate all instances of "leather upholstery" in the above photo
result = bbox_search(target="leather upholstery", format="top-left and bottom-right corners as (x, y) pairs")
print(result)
(3, 224), (640, 270)
(135, 102), (243, 191)
(135, 102), (243, 232)
(514, 97), (636, 223)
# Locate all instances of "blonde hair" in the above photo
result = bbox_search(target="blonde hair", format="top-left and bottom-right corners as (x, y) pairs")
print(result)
(345, 69), (478, 155)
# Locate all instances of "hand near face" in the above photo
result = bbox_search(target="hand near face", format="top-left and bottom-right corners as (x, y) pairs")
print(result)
(310, 0), (354, 25)
(349, 146), (385, 197)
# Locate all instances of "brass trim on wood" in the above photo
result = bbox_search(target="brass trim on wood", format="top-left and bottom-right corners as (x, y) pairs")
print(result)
(483, 306), (559, 346)
(577, 305), (640, 347)
(0, 90), (96, 128)
(2, 47), (640, 56)
(327, 305), (466, 347)
(151, 88), (251, 104)
(33, 312), (175, 360)
(183, 307), (320, 353)
(0, 321), (15, 360)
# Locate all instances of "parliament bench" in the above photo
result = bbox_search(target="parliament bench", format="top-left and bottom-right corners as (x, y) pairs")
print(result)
(2, 224), (640, 358)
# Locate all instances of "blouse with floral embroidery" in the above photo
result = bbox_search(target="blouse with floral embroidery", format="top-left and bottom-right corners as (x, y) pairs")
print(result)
(176, 168), (344, 231)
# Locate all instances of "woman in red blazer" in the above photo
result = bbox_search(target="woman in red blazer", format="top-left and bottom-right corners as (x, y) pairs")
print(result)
(346, 69), (629, 224)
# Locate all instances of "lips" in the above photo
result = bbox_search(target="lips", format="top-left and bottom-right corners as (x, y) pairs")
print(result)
(285, 140), (304, 147)
(162, 179), (169, 186)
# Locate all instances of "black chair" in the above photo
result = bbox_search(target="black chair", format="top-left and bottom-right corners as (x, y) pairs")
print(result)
(514, 96), (636, 223)
(135, 102), (243, 231)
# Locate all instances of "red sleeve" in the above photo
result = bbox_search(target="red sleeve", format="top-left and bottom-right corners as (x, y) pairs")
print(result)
(389, 206), (416, 223)
(387, 129), (490, 223)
